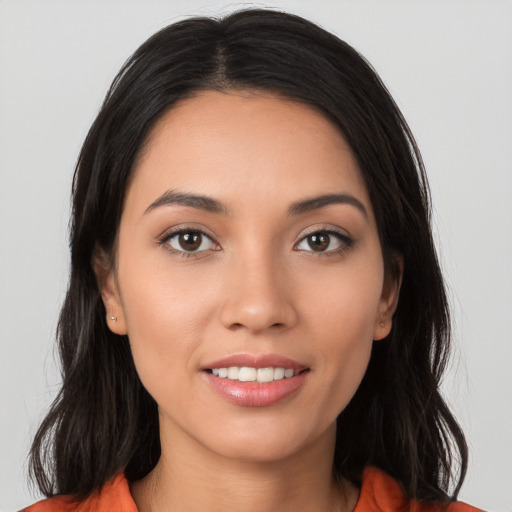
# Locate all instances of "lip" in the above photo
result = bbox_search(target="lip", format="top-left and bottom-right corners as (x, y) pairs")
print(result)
(201, 353), (309, 407)
(202, 353), (307, 372)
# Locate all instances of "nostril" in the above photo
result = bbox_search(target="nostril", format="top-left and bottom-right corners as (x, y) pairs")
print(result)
(229, 323), (244, 330)
(220, 294), (298, 333)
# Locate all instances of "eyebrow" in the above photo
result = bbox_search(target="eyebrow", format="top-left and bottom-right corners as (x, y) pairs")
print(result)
(144, 190), (230, 215)
(144, 189), (367, 218)
(287, 193), (368, 218)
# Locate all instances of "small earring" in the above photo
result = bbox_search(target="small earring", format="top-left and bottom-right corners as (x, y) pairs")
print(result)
(109, 315), (117, 322)
(380, 320), (385, 328)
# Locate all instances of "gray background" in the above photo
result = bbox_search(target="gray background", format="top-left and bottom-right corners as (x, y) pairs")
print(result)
(1, 1), (511, 510)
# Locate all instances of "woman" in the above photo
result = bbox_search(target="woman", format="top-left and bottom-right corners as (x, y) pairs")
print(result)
(23, 9), (482, 512)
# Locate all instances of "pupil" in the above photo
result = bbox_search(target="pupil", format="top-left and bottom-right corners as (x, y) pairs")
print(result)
(308, 233), (329, 251)
(179, 232), (201, 251)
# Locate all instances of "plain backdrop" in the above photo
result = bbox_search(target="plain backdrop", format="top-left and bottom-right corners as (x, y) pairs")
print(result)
(0, 0), (511, 510)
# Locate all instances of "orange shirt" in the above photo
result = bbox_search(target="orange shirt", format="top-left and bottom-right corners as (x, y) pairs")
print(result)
(22, 467), (483, 512)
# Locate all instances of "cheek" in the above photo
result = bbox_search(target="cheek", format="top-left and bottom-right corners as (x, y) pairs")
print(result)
(304, 252), (384, 343)
(301, 256), (383, 411)
(316, 299), (375, 392)
(116, 253), (218, 385)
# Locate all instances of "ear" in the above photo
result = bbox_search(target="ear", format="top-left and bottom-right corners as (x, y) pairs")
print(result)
(373, 254), (403, 341)
(92, 246), (128, 336)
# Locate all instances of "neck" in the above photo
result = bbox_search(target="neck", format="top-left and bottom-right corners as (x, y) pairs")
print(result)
(130, 419), (359, 512)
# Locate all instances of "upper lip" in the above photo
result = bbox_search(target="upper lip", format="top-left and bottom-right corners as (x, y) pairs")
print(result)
(202, 353), (308, 371)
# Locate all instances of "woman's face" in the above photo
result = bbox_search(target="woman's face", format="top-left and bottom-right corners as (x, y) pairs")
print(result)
(98, 90), (399, 463)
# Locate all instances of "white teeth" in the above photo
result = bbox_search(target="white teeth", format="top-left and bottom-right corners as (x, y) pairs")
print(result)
(257, 367), (274, 383)
(227, 367), (239, 379)
(273, 367), (285, 380)
(238, 366), (257, 382)
(239, 367), (257, 382)
(210, 366), (300, 382)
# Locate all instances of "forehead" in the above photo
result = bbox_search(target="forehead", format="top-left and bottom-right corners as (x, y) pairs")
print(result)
(127, 89), (371, 216)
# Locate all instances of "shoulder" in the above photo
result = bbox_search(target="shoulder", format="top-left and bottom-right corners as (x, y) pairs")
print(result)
(356, 467), (484, 512)
(20, 473), (138, 512)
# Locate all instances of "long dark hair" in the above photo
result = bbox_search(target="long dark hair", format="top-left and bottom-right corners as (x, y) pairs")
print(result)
(29, 8), (467, 502)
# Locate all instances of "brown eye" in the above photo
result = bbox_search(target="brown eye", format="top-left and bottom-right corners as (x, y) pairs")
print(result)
(179, 231), (202, 251)
(307, 233), (330, 251)
(165, 230), (217, 253)
(295, 229), (352, 254)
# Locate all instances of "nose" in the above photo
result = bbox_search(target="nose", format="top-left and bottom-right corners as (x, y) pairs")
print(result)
(219, 251), (298, 334)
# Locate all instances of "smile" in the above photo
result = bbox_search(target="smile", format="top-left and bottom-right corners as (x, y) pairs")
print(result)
(203, 355), (309, 407)
(210, 366), (298, 382)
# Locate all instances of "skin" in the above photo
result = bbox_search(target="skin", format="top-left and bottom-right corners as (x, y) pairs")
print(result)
(95, 90), (401, 512)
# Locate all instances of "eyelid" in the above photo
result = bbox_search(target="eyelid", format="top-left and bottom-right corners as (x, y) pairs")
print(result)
(298, 224), (351, 240)
(157, 225), (221, 257)
(295, 224), (353, 245)
(157, 223), (218, 242)
(294, 226), (354, 254)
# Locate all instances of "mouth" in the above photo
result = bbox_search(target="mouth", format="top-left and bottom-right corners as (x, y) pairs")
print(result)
(207, 366), (304, 382)
(202, 354), (310, 407)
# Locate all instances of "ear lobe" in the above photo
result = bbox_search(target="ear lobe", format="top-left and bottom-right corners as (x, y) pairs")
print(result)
(373, 254), (403, 341)
(92, 246), (128, 336)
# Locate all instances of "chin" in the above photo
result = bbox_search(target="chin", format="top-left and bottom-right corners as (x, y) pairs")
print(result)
(195, 416), (335, 465)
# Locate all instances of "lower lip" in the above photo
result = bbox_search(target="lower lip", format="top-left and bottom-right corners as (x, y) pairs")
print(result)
(203, 371), (308, 407)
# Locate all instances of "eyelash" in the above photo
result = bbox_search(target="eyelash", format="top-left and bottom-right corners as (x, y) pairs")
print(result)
(157, 227), (354, 259)
(157, 227), (219, 259)
(297, 228), (354, 257)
